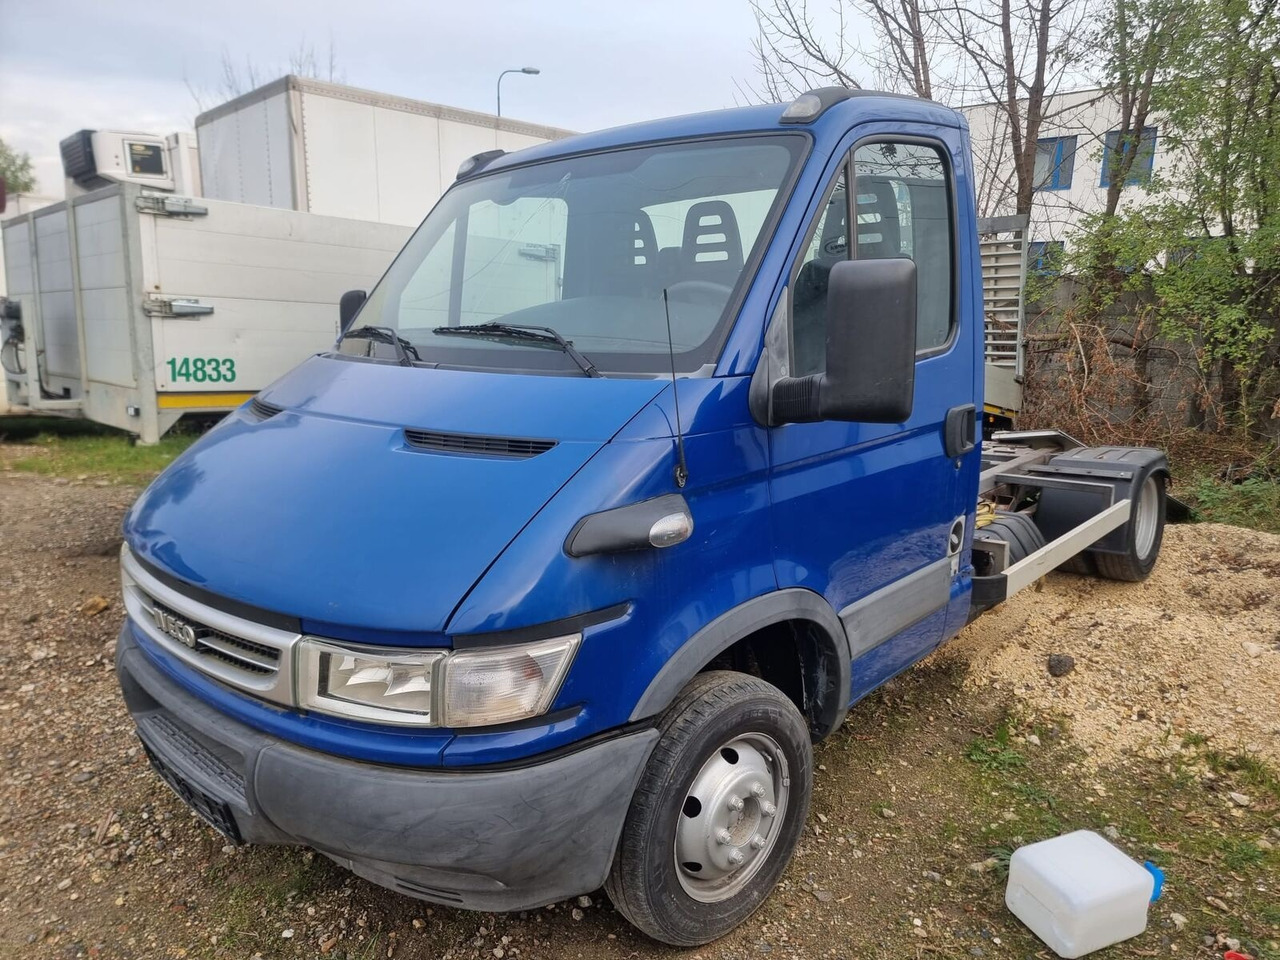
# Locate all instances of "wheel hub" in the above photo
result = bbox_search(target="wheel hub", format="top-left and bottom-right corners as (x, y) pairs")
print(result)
(1134, 475), (1159, 558)
(674, 733), (789, 902)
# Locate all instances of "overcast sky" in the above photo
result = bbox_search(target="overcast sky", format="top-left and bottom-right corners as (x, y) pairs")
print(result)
(0, 0), (797, 197)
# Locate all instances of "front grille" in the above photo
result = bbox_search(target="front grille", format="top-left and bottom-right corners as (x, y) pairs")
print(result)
(404, 428), (557, 459)
(146, 597), (281, 678)
(122, 545), (299, 706)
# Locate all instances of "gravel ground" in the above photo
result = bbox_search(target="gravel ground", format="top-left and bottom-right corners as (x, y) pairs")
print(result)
(949, 522), (1280, 766)
(0, 459), (1276, 959)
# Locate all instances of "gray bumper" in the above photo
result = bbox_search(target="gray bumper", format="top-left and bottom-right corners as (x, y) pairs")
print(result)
(116, 625), (657, 911)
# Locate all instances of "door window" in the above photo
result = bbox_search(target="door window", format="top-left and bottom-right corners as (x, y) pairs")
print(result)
(852, 141), (953, 351)
(789, 140), (954, 376)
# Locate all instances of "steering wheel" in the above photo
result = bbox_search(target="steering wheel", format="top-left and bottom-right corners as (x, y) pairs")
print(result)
(666, 280), (733, 306)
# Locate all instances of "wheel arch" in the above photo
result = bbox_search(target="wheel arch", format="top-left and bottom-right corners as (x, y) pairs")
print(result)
(630, 589), (851, 741)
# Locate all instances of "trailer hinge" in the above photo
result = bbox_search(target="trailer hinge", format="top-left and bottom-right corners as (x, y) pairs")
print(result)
(143, 297), (214, 319)
(135, 195), (209, 218)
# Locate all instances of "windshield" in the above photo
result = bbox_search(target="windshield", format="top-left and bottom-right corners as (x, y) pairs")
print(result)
(343, 135), (807, 376)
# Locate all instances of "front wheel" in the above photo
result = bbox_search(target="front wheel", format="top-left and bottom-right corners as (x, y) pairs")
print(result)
(605, 671), (813, 946)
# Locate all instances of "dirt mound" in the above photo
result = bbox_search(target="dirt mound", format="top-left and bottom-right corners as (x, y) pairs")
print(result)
(942, 523), (1280, 766)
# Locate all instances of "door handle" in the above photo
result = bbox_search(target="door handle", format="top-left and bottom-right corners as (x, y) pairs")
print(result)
(944, 404), (976, 459)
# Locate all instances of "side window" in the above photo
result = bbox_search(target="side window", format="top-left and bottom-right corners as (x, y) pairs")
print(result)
(789, 140), (954, 377)
(852, 141), (953, 351)
(791, 168), (847, 377)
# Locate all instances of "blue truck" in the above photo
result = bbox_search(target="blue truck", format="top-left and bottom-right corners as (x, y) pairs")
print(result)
(115, 87), (1168, 945)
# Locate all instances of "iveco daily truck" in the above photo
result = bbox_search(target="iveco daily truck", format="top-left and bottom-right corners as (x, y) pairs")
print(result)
(115, 87), (1168, 945)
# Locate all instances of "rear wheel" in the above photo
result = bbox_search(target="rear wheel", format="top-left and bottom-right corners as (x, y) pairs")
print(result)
(605, 671), (812, 946)
(972, 511), (1046, 576)
(1093, 473), (1166, 581)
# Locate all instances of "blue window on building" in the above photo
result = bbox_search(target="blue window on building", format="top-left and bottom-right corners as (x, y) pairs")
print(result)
(1033, 136), (1077, 191)
(1101, 127), (1157, 188)
(1027, 240), (1066, 277)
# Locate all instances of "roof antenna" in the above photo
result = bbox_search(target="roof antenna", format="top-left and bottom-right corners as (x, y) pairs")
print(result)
(662, 288), (689, 489)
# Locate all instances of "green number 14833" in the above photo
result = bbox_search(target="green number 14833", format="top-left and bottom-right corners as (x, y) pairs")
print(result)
(166, 357), (237, 383)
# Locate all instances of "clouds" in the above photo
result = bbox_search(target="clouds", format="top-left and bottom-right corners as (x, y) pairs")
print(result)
(0, 0), (765, 198)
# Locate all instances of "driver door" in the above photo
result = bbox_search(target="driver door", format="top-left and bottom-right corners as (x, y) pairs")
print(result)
(768, 129), (976, 704)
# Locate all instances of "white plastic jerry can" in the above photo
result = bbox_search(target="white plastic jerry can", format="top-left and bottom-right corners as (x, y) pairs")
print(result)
(1005, 830), (1164, 958)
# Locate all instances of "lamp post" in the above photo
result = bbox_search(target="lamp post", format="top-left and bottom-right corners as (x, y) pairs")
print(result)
(496, 67), (540, 117)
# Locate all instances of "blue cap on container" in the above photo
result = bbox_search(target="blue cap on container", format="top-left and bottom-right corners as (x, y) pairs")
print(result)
(1143, 861), (1165, 901)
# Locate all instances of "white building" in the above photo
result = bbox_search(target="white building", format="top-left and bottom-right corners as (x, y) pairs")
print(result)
(961, 88), (1177, 265)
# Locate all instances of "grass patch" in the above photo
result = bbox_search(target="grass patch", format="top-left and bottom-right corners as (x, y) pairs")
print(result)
(965, 722), (1026, 772)
(6, 429), (199, 483)
(1220, 838), (1266, 870)
(1186, 474), (1280, 534)
(956, 720), (1280, 959)
(202, 850), (336, 953)
(1009, 780), (1056, 808)
(1205, 748), (1280, 795)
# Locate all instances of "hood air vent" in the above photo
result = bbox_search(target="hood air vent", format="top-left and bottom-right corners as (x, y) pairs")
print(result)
(248, 397), (283, 421)
(404, 428), (557, 459)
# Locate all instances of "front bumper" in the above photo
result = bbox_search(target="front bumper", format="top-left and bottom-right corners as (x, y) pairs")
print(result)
(117, 624), (658, 911)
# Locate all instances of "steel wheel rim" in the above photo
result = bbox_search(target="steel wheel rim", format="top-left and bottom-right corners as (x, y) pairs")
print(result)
(1134, 476), (1159, 558)
(673, 732), (790, 903)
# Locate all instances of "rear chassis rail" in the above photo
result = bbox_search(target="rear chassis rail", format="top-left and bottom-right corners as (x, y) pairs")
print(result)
(970, 431), (1166, 612)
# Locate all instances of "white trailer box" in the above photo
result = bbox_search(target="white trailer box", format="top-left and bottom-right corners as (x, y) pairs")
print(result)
(196, 76), (574, 227)
(2, 183), (410, 441)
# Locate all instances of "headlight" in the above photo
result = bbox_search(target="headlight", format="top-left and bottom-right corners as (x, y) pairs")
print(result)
(299, 641), (444, 726)
(297, 634), (579, 728)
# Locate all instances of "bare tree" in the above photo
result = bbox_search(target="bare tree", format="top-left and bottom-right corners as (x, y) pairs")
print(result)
(185, 40), (345, 114)
(1096, 0), (1180, 217)
(747, 0), (1098, 216)
(748, 0), (864, 101)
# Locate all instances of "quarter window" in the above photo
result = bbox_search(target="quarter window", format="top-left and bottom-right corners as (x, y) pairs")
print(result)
(791, 170), (847, 377)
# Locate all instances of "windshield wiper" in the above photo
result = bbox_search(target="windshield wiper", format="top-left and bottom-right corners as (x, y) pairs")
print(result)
(432, 322), (602, 378)
(340, 325), (421, 366)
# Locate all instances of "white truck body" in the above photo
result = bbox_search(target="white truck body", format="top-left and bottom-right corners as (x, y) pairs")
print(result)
(2, 184), (409, 441)
(196, 76), (575, 227)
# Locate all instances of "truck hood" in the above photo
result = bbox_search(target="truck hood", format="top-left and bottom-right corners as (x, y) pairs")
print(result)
(124, 355), (667, 637)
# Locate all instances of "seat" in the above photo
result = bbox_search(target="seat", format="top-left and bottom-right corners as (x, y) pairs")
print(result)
(677, 200), (744, 287)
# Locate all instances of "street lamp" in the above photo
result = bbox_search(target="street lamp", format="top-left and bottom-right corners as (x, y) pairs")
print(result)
(497, 67), (540, 117)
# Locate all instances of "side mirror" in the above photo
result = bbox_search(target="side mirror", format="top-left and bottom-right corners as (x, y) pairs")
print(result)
(338, 289), (367, 336)
(770, 258), (916, 424)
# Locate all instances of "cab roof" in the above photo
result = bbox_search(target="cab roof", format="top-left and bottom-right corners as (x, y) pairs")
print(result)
(478, 90), (965, 178)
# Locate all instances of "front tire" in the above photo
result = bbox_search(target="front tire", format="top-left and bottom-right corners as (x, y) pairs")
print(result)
(605, 671), (813, 946)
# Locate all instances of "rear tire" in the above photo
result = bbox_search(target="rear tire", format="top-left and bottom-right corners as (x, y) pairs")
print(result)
(605, 671), (813, 946)
(973, 511), (1046, 576)
(1093, 473), (1166, 582)
(1056, 552), (1097, 576)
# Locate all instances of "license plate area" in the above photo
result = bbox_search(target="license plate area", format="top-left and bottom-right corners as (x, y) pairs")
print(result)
(142, 740), (243, 843)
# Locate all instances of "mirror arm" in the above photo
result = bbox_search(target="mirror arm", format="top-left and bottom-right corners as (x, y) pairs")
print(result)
(770, 374), (824, 424)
